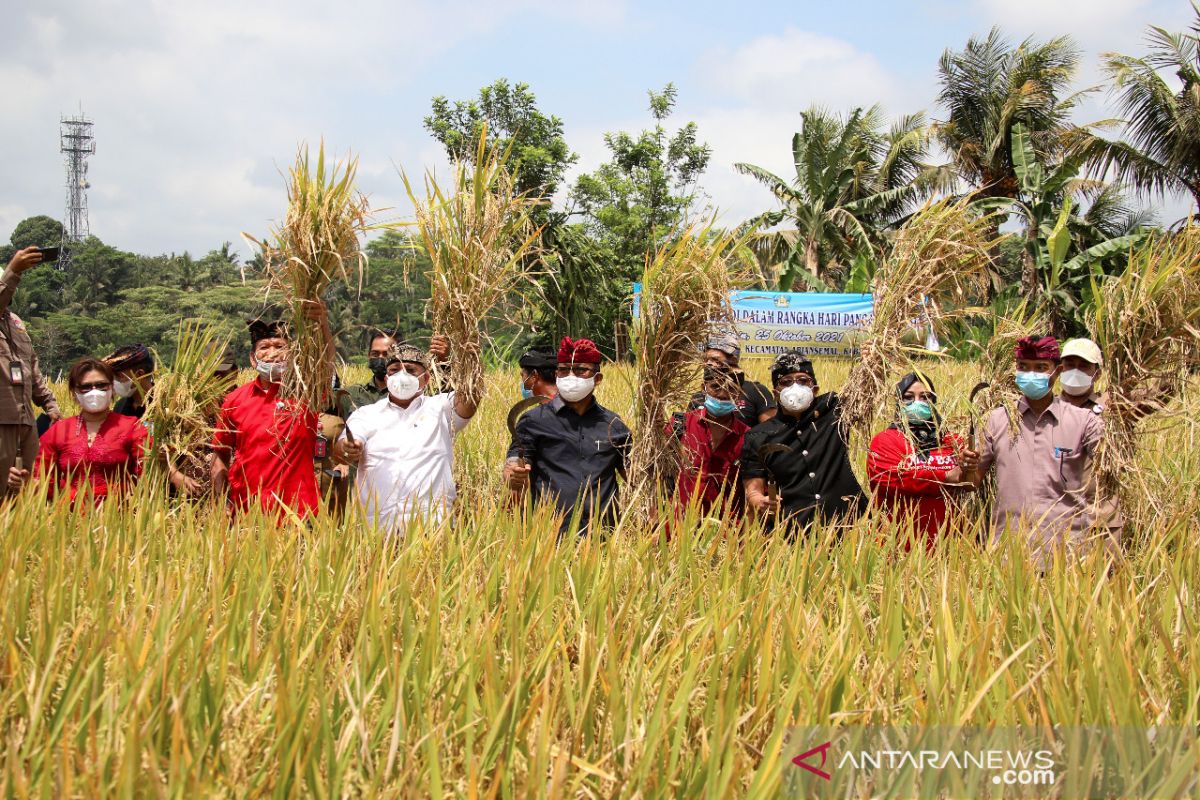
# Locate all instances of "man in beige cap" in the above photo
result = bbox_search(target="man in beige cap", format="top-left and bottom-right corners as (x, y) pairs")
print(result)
(1055, 338), (1120, 551)
(1058, 338), (1106, 406)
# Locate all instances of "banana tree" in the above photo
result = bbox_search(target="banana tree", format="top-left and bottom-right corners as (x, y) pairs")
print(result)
(1007, 123), (1150, 334)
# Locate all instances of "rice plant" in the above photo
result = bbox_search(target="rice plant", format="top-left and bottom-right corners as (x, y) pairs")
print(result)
(0, 361), (1197, 797)
(248, 141), (371, 411)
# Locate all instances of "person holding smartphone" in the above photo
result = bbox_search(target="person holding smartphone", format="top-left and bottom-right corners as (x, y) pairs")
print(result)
(2, 246), (62, 499)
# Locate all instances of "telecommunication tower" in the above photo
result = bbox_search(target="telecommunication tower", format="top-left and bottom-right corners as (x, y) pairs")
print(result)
(59, 112), (95, 270)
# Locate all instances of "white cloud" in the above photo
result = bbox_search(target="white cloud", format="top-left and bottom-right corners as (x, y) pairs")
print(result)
(696, 27), (908, 112)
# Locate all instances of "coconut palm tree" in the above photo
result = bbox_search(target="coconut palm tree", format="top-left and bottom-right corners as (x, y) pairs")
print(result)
(734, 105), (943, 290)
(1088, 5), (1200, 211)
(934, 29), (1093, 198)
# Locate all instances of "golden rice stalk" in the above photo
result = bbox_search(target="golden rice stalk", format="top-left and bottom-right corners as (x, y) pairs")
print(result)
(626, 225), (752, 514)
(248, 142), (369, 412)
(401, 127), (543, 408)
(1088, 227), (1200, 494)
(143, 321), (237, 498)
(839, 196), (1002, 440)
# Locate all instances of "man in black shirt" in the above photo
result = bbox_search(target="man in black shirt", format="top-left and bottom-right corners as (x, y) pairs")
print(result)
(742, 351), (865, 533)
(505, 336), (631, 534)
(104, 344), (154, 419)
(687, 334), (775, 426)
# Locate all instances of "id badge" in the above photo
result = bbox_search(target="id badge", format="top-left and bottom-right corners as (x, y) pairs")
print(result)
(9, 361), (23, 386)
(313, 433), (329, 460)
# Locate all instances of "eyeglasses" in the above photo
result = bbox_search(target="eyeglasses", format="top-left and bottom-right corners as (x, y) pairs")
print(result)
(775, 376), (813, 389)
(77, 381), (112, 392)
(556, 365), (597, 378)
(387, 364), (426, 377)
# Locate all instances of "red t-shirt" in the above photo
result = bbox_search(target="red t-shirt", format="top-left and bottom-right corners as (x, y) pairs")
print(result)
(675, 407), (749, 518)
(212, 379), (319, 518)
(866, 427), (962, 545)
(37, 414), (148, 503)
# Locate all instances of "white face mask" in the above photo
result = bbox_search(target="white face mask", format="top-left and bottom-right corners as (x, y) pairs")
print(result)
(1059, 368), (1095, 396)
(113, 378), (135, 399)
(387, 369), (422, 402)
(556, 375), (595, 403)
(255, 360), (284, 383)
(76, 388), (112, 413)
(779, 383), (814, 414)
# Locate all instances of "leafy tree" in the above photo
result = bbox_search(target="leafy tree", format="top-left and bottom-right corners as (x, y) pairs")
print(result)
(9, 215), (64, 251)
(563, 84), (711, 352)
(1005, 123), (1152, 334)
(1088, 5), (1200, 211)
(571, 83), (711, 271)
(735, 105), (944, 290)
(425, 79), (577, 202)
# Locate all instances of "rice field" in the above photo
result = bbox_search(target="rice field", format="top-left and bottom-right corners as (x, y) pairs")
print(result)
(2, 359), (1198, 797)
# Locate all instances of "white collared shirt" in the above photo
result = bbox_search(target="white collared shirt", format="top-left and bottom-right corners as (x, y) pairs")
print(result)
(341, 392), (469, 528)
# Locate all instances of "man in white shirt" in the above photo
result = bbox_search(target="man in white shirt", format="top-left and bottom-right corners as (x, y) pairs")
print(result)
(333, 340), (478, 530)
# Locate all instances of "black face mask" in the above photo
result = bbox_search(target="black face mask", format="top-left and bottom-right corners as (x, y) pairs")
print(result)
(368, 357), (388, 380)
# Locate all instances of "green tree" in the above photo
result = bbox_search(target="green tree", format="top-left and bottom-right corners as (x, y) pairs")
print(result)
(1088, 5), (1200, 211)
(571, 83), (712, 271)
(735, 105), (942, 290)
(9, 215), (64, 251)
(1006, 123), (1152, 334)
(425, 79), (577, 201)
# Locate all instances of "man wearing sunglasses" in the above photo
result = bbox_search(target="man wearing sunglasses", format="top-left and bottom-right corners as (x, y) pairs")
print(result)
(741, 351), (866, 534)
(333, 339), (478, 530)
(505, 336), (631, 535)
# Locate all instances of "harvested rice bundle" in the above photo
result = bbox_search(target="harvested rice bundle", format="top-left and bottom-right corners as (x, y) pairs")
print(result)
(402, 129), (542, 408)
(248, 142), (369, 412)
(839, 196), (1001, 441)
(143, 321), (237, 497)
(1088, 227), (1200, 493)
(626, 226), (751, 511)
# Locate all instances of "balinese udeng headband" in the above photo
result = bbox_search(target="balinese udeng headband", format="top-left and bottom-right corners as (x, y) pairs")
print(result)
(770, 351), (816, 385)
(387, 342), (429, 369)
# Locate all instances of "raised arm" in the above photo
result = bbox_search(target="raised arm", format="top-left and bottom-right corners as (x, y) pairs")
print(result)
(1, 248), (43, 313)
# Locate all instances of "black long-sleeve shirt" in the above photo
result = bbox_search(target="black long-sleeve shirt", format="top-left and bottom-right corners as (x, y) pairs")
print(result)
(507, 396), (631, 534)
(741, 392), (866, 531)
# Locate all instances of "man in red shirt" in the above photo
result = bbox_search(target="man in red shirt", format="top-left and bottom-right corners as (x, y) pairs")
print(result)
(675, 367), (748, 520)
(211, 301), (333, 518)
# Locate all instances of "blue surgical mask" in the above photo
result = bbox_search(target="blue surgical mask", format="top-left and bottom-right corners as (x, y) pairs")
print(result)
(704, 395), (738, 417)
(1015, 371), (1052, 400)
(904, 400), (933, 421)
(520, 380), (533, 399)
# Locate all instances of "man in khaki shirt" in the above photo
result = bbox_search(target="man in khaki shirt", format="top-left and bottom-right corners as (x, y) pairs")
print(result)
(974, 335), (1105, 566)
(1, 247), (62, 498)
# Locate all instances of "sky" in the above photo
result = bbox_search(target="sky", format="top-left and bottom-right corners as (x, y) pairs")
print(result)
(1, 0), (1193, 258)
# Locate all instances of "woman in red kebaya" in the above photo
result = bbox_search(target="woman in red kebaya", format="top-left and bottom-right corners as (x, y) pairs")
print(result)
(34, 358), (148, 503)
(866, 373), (976, 547)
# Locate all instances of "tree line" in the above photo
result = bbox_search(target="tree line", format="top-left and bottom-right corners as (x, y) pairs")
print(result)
(6, 8), (1198, 370)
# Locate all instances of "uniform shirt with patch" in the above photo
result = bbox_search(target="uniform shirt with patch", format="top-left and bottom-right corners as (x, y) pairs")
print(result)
(0, 267), (60, 425)
(741, 392), (866, 530)
(507, 396), (631, 534)
(342, 392), (469, 529)
(978, 396), (1103, 560)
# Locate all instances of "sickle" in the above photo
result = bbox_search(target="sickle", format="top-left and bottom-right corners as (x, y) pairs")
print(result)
(507, 396), (543, 435)
(968, 381), (990, 443)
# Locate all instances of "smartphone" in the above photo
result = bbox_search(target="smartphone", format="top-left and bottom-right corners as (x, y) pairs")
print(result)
(36, 246), (60, 262)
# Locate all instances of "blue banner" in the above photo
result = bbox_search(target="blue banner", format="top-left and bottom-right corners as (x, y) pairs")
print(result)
(633, 285), (874, 358)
